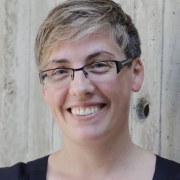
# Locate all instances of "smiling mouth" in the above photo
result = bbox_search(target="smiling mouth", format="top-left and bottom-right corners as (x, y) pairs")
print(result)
(68, 104), (106, 116)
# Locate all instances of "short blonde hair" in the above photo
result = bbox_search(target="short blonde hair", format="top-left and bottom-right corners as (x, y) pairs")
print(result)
(35, 0), (141, 70)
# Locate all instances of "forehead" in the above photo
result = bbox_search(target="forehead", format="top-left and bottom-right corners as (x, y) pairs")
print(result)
(45, 32), (125, 68)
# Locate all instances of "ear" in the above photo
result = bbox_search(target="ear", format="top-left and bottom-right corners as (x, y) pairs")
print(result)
(41, 85), (49, 103)
(131, 58), (144, 92)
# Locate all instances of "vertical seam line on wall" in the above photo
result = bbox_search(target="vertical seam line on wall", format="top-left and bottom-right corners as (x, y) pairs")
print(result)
(159, 0), (165, 155)
(27, 0), (31, 160)
(133, 0), (136, 22)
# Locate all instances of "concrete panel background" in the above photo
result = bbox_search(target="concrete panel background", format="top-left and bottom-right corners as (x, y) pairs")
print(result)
(129, 0), (163, 155)
(0, 0), (180, 166)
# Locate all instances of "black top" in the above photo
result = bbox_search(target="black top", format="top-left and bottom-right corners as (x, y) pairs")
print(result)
(0, 155), (180, 180)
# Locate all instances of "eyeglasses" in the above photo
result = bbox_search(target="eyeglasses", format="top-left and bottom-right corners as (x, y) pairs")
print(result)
(39, 59), (133, 89)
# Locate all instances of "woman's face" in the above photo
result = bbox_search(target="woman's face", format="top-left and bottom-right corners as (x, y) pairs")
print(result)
(42, 32), (144, 143)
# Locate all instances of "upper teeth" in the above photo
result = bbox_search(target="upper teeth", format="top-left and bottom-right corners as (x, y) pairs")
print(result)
(71, 106), (100, 116)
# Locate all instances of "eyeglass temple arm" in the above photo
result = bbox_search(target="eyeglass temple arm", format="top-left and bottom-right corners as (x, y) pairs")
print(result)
(121, 59), (133, 66)
(117, 59), (133, 73)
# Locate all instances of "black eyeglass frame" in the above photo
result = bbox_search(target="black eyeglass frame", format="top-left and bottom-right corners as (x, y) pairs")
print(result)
(39, 58), (134, 84)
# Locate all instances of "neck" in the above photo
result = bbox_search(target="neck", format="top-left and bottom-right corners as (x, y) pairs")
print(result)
(54, 127), (135, 176)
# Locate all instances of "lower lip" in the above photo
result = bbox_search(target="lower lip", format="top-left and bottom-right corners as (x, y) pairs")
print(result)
(67, 106), (106, 122)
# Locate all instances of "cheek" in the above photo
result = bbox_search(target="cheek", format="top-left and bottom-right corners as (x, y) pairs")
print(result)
(46, 90), (68, 124)
(99, 76), (132, 105)
(46, 88), (67, 111)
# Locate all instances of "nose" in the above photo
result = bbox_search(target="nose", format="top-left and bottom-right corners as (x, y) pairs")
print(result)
(69, 70), (95, 98)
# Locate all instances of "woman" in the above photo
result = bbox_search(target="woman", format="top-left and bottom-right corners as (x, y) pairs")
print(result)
(0, 0), (180, 179)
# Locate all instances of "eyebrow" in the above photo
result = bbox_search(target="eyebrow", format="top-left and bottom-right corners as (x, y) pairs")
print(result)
(48, 50), (116, 66)
(45, 59), (68, 68)
(86, 51), (115, 60)
(51, 59), (68, 64)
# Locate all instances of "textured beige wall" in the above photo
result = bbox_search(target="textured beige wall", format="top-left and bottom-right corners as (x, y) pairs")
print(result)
(0, 0), (180, 166)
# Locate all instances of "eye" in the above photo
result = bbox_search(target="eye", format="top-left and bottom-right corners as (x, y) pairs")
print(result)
(87, 61), (111, 73)
(52, 68), (68, 75)
(51, 68), (71, 80)
(91, 62), (108, 68)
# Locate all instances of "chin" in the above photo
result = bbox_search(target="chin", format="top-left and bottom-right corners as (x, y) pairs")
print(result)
(71, 126), (110, 143)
